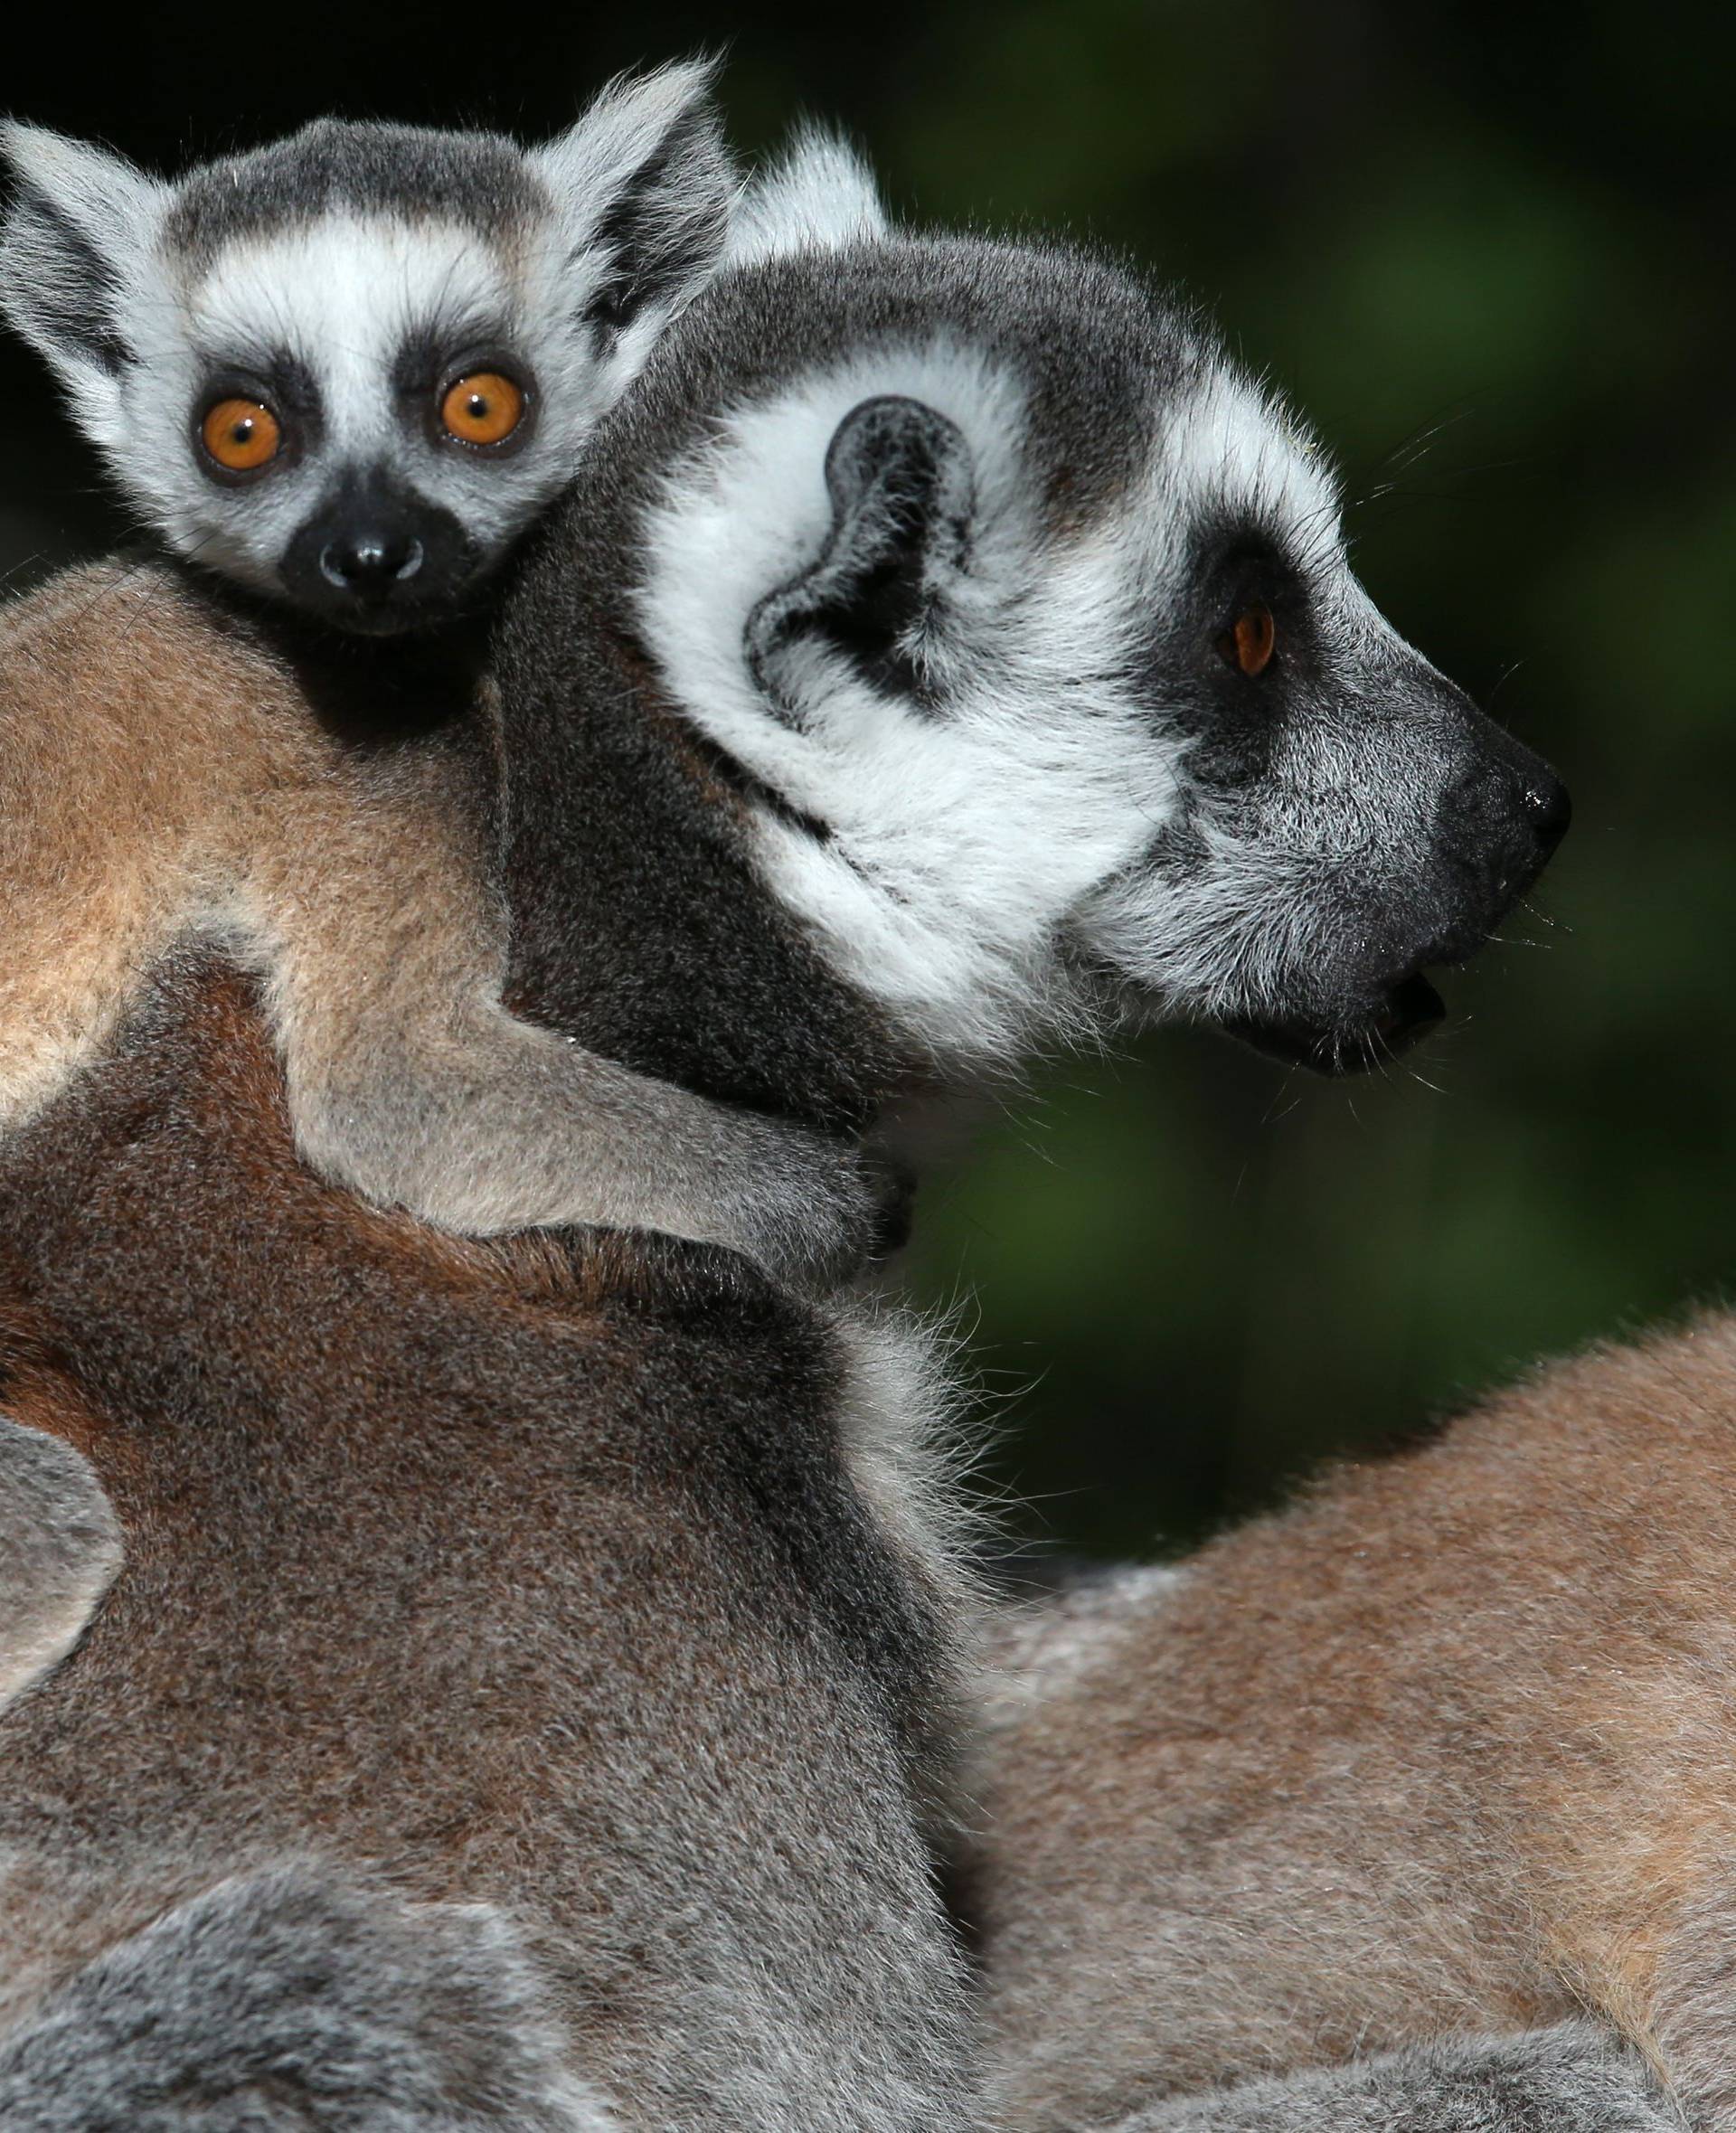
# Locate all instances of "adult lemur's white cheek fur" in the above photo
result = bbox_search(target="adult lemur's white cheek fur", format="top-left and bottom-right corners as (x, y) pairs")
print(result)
(0, 60), (733, 634)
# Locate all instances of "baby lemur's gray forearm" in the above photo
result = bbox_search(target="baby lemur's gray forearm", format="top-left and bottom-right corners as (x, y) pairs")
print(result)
(292, 999), (873, 1287)
(231, 735), (875, 1291)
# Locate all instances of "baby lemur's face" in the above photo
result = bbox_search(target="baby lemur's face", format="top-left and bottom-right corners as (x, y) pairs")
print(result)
(130, 193), (599, 633)
(0, 67), (730, 634)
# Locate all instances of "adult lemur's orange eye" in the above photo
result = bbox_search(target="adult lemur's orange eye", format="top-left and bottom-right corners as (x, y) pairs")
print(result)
(439, 372), (525, 447)
(200, 398), (282, 473)
(1220, 604), (1276, 676)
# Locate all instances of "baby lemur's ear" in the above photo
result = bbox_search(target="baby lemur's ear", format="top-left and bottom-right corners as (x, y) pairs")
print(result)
(747, 395), (976, 722)
(535, 58), (734, 340)
(0, 125), (164, 426)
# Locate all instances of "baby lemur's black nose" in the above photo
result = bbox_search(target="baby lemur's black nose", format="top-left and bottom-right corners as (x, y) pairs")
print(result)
(319, 531), (424, 590)
(282, 472), (476, 632)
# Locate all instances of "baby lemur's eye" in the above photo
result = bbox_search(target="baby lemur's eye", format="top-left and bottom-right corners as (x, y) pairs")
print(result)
(1218, 605), (1276, 677)
(199, 398), (283, 476)
(439, 372), (526, 448)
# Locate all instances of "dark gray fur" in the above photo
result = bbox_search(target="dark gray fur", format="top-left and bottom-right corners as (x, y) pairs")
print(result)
(164, 120), (550, 261)
(1116, 2028), (1682, 2133)
(0, 1865), (609, 2131)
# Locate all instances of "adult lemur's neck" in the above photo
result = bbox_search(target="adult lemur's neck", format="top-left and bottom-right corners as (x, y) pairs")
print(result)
(490, 571), (902, 1137)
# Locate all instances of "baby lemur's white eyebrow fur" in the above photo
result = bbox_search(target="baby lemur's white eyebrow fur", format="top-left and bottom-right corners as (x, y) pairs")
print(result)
(0, 563), (872, 1303)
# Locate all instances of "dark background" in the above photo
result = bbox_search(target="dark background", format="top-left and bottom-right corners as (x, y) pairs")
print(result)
(5, 4), (1731, 1558)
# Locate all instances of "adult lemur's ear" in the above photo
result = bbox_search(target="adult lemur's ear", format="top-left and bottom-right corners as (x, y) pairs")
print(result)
(0, 125), (162, 409)
(747, 395), (975, 722)
(535, 59), (734, 338)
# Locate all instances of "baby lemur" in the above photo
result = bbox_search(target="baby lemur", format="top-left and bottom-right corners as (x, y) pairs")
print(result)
(0, 99), (883, 1284)
(960, 1318), (1736, 2133)
(0, 62), (731, 633)
(0, 179), (1579, 2128)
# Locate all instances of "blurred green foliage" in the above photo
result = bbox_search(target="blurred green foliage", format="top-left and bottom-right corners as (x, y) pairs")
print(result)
(5, 2), (1731, 1557)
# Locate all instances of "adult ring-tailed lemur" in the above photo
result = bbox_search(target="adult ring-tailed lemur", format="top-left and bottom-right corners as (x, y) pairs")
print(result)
(0, 111), (1641, 2133)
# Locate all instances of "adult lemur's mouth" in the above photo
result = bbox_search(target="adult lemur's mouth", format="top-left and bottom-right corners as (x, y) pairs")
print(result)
(1362, 970), (1449, 1061)
(1229, 971), (1448, 1077)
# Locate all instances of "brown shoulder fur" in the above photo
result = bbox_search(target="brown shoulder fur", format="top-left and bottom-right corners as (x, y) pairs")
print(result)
(962, 1317), (1736, 2131)
(0, 955), (975, 2129)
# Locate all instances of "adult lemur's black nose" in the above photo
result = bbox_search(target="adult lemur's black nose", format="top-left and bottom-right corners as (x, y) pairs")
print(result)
(319, 530), (424, 590)
(1436, 708), (1573, 899)
(1518, 769), (1572, 857)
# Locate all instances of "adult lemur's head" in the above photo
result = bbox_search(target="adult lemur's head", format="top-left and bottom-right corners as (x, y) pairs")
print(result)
(0, 65), (730, 634)
(497, 148), (1569, 1100)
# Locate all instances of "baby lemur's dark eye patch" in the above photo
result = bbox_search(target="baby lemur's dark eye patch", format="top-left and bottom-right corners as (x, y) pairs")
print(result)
(200, 397), (282, 475)
(1219, 605), (1276, 677)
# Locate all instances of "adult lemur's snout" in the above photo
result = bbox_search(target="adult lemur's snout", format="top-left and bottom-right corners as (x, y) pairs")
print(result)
(1264, 704), (1571, 1076)
(1435, 716), (1571, 920)
(1122, 652), (1573, 1080)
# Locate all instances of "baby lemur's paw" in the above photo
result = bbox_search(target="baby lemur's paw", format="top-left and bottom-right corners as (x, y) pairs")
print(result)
(0, 1864), (614, 2132)
(718, 1125), (899, 1290)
